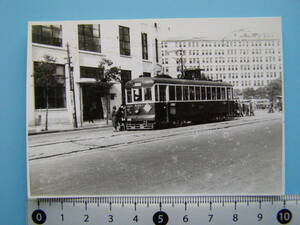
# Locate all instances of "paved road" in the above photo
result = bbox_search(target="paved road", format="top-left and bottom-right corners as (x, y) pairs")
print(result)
(28, 111), (283, 196)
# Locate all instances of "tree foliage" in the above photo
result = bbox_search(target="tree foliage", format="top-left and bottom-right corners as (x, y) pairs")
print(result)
(95, 58), (121, 96)
(34, 55), (59, 88)
(241, 79), (282, 99)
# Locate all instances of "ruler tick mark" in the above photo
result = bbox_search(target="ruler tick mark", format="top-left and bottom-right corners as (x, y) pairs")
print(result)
(61, 201), (64, 211)
(259, 200), (262, 209)
(209, 202), (212, 211)
(85, 201), (87, 211)
(185, 202), (187, 211)
(134, 202), (137, 211)
(109, 202), (112, 211)
(159, 202), (162, 211)
(234, 201), (237, 210)
(37, 200), (40, 209)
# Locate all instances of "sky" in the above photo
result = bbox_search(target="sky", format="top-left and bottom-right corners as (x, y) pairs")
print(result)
(156, 17), (281, 40)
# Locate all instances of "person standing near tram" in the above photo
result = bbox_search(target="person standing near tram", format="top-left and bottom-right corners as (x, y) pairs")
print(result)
(111, 106), (118, 132)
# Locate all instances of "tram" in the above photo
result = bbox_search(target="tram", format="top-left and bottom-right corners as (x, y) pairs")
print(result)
(124, 77), (235, 130)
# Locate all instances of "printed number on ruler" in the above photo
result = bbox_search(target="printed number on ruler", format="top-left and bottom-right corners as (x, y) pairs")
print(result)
(29, 196), (299, 225)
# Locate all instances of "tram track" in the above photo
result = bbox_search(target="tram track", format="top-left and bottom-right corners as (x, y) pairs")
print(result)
(28, 114), (282, 161)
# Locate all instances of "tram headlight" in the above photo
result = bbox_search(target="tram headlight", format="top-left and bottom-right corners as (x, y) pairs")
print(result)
(134, 109), (140, 114)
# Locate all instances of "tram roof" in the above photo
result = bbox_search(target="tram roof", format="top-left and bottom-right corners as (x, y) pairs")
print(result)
(125, 77), (232, 88)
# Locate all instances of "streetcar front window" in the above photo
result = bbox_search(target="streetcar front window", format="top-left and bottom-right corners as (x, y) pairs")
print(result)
(126, 88), (132, 103)
(227, 88), (233, 100)
(144, 87), (152, 101)
(133, 88), (142, 102)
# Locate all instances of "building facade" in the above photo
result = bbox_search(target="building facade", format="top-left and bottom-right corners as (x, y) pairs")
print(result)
(27, 20), (162, 129)
(160, 30), (283, 90)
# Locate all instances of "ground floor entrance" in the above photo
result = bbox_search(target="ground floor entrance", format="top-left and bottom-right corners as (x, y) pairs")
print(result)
(81, 85), (104, 122)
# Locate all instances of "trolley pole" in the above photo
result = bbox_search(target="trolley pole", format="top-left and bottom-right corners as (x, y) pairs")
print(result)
(66, 42), (78, 128)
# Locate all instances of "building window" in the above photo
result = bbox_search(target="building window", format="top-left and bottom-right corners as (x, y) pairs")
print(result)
(32, 25), (62, 47)
(34, 62), (66, 109)
(78, 24), (101, 53)
(80, 66), (103, 79)
(141, 33), (148, 60)
(119, 26), (131, 56)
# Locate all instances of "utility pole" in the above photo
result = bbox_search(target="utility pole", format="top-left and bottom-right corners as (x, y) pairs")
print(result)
(66, 42), (78, 128)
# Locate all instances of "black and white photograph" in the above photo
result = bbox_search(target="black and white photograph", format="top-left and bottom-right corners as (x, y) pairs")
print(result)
(27, 17), (284, 196)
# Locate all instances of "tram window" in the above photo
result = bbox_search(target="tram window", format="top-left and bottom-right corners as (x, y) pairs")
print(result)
(133, 88), (142, 102)
(206, 87), (211, 100)
(169, 86), (175, 101)
(155, 85), (158, 101)
(221, 88), (226, 99)
(227, 88), (232, 100)
(183, 86), (189, 100)
(176, 86), (182, 100)
(159, 85), (166, 102)
(126, 88), (132, 103)
(196, 87), (201, 100)
(212, 87), (217, 100)
(189, 86), (195, 100)
(201, 87), (206, 100)
(144, 87), (152, 101)
(217, 87), (221, 100)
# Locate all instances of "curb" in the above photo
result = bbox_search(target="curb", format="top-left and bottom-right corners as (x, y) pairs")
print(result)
(28, 124), (111, 136)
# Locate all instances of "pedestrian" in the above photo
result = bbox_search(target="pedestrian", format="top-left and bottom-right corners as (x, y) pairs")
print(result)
(117, 105), (126, 131)
(249, 101), (255, 116)
(111, 106), (118, 131)
(88, 104), (96, 123)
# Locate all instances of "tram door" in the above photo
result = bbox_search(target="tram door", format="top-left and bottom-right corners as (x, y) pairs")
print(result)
(157, 85), (169, 123)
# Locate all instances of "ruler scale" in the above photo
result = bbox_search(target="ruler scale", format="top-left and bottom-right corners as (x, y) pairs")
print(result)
(28, 195), (299, 225)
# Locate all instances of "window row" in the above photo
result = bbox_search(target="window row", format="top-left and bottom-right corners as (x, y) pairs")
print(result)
(32, 25), (156, 60)
(126, 85), (233, 103)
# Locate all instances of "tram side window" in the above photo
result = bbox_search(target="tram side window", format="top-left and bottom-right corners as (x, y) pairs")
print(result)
(144, 87), (152, 101)
(195, 87), (201, 100)
(201, 87), (206, 100)
(189, 86), (195, 100)
(183, 86), (189, 100)
(159, 85), (166, 102)
(133, 88), (142, 102)
(176, 86), (182, 100)
(155, 85), (158, 101)
(169, 86), (176, 101)
(212, 87), (217, 100)
(221, 88), (226, 99)
(227, 88), (233, 100)
(206, 87), (211, 100)
(217, 87), (221, 100)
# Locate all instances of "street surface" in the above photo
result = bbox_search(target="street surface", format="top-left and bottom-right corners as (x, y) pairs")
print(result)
(28, 111), (283, 196)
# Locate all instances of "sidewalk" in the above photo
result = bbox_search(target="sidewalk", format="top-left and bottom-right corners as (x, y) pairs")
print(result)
(28, 119), (112, 135)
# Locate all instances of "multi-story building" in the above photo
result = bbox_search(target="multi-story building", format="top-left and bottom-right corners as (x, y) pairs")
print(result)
(27, 20), (162, 129)
(160, 30), (283, 90)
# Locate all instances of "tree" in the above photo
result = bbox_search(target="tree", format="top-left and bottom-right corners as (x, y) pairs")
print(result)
(96, 58), (121, 125)
(266, 79), (282, 101)
(33, 55), (59, 131)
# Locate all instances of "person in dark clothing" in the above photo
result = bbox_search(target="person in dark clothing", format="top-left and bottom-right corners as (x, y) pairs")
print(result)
(111, 106), (118, 131)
